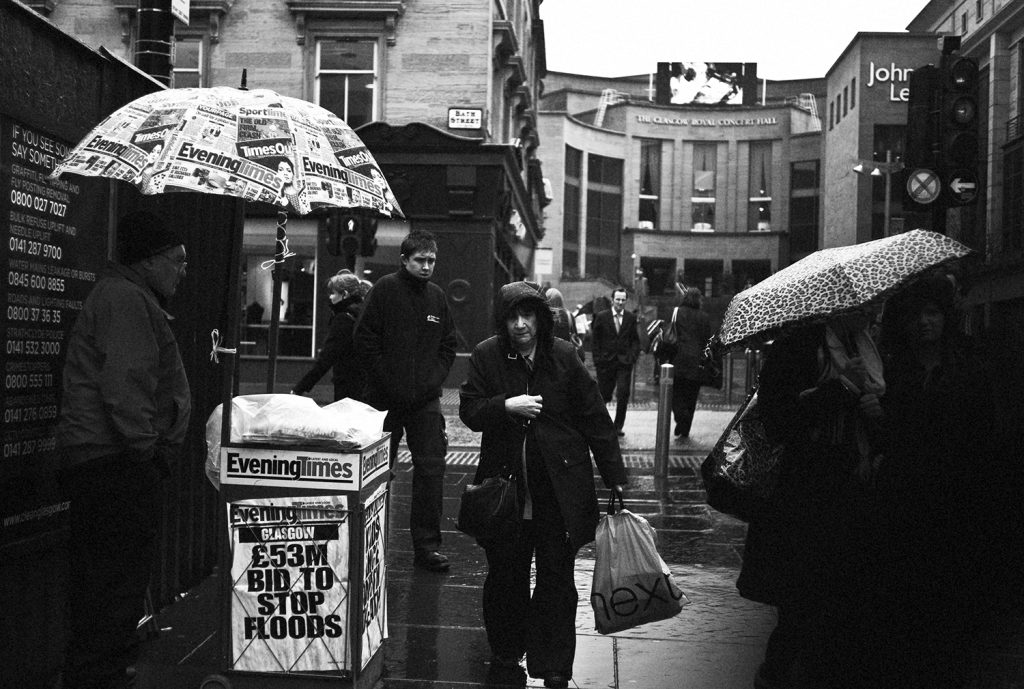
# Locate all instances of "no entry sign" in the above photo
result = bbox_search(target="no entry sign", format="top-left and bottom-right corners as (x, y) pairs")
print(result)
(907, 169), (941, 205)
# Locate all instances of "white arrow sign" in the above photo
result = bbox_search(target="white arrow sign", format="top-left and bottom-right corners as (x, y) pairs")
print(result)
(950, 178), (976, 194)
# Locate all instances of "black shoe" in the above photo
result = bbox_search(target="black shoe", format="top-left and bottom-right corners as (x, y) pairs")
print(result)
(414, 550), (450, 572)
(544, 672), (570, 688)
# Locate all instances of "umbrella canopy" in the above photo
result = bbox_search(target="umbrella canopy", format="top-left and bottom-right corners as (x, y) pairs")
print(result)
(50, 84), (404, 400)
(718, 229), (973, 347)
(49, 86), (402, 217)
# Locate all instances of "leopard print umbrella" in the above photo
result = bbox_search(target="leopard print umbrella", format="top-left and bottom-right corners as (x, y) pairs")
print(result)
(718, 229), (973, 347)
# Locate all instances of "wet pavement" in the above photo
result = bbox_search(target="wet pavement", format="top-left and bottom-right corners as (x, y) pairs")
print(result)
(134, 377), (1024, 688)
(134, 382), (779, 689)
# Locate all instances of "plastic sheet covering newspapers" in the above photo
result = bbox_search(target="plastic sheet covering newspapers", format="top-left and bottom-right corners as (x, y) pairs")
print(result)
(205, 395), (387, 487)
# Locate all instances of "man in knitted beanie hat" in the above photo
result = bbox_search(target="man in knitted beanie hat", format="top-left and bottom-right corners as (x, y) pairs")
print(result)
(57, 210), (190, 689)
(116, 210), (188, 303)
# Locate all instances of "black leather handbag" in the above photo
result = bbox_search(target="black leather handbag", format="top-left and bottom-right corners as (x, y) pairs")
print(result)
(456, 473), (519, 541)
(700, 388), (783, 522)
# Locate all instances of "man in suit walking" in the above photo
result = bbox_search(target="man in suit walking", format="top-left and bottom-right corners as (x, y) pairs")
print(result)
(591, 287), (641, 436)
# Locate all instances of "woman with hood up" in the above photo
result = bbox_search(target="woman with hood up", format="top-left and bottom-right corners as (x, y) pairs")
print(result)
(872, 274), (1001, 688)
(459, 281), (628, 689)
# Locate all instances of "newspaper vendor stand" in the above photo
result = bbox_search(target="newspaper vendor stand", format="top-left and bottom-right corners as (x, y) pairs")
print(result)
(201, 432), (391, 689)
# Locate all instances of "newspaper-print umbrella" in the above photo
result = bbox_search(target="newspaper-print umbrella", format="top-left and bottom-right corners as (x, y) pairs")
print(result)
(50, 84), (403, 395)
(50, 86), (402, 217)
(717, 229), (973, 347)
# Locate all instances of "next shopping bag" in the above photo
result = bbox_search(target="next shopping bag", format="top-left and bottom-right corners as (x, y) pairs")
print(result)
(590, 495), (689, 634)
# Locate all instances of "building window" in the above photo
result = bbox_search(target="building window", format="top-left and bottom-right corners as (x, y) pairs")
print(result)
(790, 160), (820, 254)
(241, 230), (318, 358)
(748, 141), (772, 232)
(682, 259), (723, 298)
(640, 257), (677, 296)
(586, 153), (623, 281)
(316, 38), (378, 129)
(1020, 42), (1024, 127)
(562, 146), (582, 276)
(731, 259), (771, 293)
(172, 37), (203, 88)
(829, 101), (834, 130)
(1002, 144), (1023, 255)
(850, 77), (856, 109)
(961, 12), (968, 35)
(872, 125), (907, 240)
(638, 139), (661, 229)
(843, 86), (849, 116)
(976, 0), (983, 22)
(691, 142), (716, 231)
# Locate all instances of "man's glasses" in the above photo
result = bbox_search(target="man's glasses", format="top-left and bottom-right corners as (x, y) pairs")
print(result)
(157, 252), (188, 271)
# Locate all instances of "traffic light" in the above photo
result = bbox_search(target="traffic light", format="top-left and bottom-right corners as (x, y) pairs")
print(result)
(357, 215), (378, 257)
(320, 211), (378, 257)
(940, 55), (980, 206)
(904, 65), (940, 172)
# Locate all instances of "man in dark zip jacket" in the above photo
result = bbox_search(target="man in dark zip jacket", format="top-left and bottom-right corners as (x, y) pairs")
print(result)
(354, 230), (457, 572)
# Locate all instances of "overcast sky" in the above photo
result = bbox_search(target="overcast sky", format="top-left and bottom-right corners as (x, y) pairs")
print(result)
(541, 0), (927, 81)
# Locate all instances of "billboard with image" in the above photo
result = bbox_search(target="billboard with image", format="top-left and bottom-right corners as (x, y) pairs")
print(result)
(655, 62), (759, 106)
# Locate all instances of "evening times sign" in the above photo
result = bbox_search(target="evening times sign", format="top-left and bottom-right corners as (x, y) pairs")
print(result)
(1, 116), (106, 545)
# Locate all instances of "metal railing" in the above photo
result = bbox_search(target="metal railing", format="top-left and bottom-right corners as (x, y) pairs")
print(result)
(1008, 114), (1022, 143)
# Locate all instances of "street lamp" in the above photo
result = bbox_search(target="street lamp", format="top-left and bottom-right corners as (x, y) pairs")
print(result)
(852, 150), (904, 236)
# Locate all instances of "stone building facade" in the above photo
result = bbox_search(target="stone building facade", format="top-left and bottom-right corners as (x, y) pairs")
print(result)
(907, 0), (1024, 333)
(28, 0), (551, 381)
(537, 70), (827, 320)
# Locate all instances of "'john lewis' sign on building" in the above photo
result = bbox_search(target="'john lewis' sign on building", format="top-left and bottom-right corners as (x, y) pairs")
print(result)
(866, 61), (913, 102)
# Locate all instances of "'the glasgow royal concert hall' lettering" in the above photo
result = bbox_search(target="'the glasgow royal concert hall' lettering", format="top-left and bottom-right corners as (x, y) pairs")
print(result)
(636, 116), (778, 127)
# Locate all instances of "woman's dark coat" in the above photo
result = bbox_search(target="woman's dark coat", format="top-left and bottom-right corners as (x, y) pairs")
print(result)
(292, 295), (364, 400)
(550, 307), (584, 361)
(459, 335), (627, 550)
(670, 303), (711, 381)
(736, 325), (876, 607)
(875, 332), (1003, 677)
